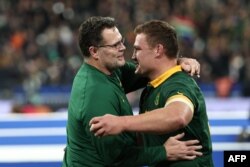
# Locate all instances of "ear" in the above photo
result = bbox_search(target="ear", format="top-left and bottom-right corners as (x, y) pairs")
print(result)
(155, 44), (164, 57)
(89, 46), (99, 60)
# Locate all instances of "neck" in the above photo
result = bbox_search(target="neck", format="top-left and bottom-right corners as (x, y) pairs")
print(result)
(149, 58), (177, 81)
(85, 58), (112, 75)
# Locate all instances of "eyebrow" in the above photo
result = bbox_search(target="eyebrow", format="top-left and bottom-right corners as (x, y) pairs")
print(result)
(113, 39), (122, 45)
(109, 37), (123, 45)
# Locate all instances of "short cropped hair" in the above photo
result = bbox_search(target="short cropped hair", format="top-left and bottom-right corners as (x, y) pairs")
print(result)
(78, 16), (116, 57)
(134, 20), (179, 59)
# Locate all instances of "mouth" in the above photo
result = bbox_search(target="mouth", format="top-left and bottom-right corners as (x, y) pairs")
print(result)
(117, 55), (125, 60)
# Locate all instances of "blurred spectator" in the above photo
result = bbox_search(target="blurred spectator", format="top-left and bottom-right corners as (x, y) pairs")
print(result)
(12, 103), (52, 113)
(1, 0), (250, 112)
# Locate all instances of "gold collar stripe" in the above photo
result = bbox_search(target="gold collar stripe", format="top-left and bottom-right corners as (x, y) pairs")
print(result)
(150, 65), (182, 88)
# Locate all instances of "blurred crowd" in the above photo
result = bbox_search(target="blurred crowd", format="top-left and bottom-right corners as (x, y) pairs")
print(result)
(1, 0), (250, 107)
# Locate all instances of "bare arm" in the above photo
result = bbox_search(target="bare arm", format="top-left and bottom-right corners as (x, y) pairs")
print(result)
(89, 101), (193, 136)
(123, 101), (193, 134)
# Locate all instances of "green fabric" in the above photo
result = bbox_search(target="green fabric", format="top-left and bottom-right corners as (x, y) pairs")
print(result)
(62, 62), (166, 167)
(140, 71), (214, 167)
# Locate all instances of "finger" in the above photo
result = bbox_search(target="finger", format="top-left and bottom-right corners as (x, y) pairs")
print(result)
(195, 69), (200, 78)
(90, 123), (101, 132)
(90, 123), (96, 132)
(172, 132), (185, 140)
(196, 62), (200, 76)
(191, 145), (202, 150)
(183, 64), (192, 74)
(184, 139), (200, 146)
(89, 117), (100, 126)
(196, 152), (203, 157)
(94, 128), (105, 137)
(186, 150), (203, 156)
(190, 63), (196, 76)
(182, 155), (196, 160)
(192, 150), (203, 156)
(191, 60), (200, 77)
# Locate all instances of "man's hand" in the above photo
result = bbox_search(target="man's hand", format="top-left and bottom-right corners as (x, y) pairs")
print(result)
(179, 58), (200, 77)
(89, 114), (124, 136)
(164, 133), (203, 161)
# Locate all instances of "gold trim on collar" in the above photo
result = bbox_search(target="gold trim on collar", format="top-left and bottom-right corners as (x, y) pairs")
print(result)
(150, 65), (182, 88)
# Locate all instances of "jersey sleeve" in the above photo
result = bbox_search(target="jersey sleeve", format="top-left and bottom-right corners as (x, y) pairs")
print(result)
(164, 78), (197, 111)
(91, 135), (166, 166)
(85, 86), (166, 166)
(165, 93), (194, 112)
(118, 61), (148, 93)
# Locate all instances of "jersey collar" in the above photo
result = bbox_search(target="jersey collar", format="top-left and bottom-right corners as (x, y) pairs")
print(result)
(149, 65), (182, 88)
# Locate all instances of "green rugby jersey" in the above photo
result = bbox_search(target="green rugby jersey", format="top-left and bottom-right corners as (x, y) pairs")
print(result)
(139, 66), (214, 167)
(62, 62), (167, 167)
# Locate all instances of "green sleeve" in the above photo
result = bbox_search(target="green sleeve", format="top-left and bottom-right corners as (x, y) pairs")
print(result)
(92, 135), (166, 167)
(85, 87), (166, 166)
(166, 76), (197, 108)
(117, 61), (148, 93)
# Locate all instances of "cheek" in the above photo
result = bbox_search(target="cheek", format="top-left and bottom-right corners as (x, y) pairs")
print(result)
(136, 53), (144, 61)
(99, 54), (112, 66)
(101, 52), (114, 61)
(137, 54), (148, 64)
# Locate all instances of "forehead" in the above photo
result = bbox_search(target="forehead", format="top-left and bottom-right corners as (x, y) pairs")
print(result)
(134, 33), (148, 48)
(102, 27), (122, 43)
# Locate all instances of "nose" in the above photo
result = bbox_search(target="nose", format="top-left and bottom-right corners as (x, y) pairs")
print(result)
(121, 42), (126, 50)
(118, 42), (126, 51)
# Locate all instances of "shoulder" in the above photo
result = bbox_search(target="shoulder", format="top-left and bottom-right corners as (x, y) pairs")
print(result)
(69, 71), (117, 118)
(160, 72), (196, 96)
(71, 66), (115, 101)
(164, 72), (204, 106)
(166, 72), (196, 88)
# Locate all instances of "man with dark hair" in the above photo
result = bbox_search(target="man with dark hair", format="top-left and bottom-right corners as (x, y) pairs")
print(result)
(90, 20), (214, 167)
(62, 17), (202, 167)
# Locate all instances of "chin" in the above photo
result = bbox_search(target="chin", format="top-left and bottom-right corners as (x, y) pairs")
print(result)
(117, 60), (126, 67)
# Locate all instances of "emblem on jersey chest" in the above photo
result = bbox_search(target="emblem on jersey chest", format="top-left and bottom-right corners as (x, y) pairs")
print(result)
(154, 93), (160, 106)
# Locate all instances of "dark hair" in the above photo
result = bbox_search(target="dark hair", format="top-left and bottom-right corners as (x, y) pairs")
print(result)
(134, 20), (179, 59)
(78, 16), (116, 57)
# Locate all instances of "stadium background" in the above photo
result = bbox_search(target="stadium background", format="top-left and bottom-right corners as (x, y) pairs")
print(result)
(0, 0), (249, 166)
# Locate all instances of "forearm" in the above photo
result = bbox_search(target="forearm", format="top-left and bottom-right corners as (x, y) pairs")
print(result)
(89, 102), (193, 136)
(123, 108), (186, 134)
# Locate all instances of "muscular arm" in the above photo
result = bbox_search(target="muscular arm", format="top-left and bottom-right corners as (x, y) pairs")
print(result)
(123, 102), (193, 134)
(90, 101), (193, 135)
